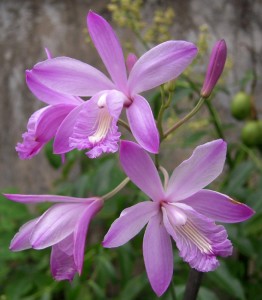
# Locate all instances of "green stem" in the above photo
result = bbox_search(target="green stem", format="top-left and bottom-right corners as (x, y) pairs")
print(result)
(205, 100), (234, 168)
(205, 100), (225, 139)
(102, 177), (130, 201)
(118, 119), (131, 133)
(240, 144), (262, 172)
(155, 153), (160, 170)
(169, 280), (177, 300)
(157, 87), (173, 140)
(163, 97), (205, 140)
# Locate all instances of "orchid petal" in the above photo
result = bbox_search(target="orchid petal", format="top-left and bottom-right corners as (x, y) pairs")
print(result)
(181, 189), (254, 223)
(4, 193), (99, 204)
(15, 107), (48, 159)
(74, 199), (103, 274)
(166, 139), (227, 201)
(87, 12), (127, 92)
(31, 203), (87, 249)
(143, 213), (173, 296)
(35, 104), (76, 142)
(128, 41), (197, 95)
(103, 201), (159, 247)
(31, 57), (115, 96)
(53, 103), (85, 154)
(26, 71), (83, 105)
(126, 95), (159, 154)
(10, 218), (39, 251)
(51, 234), (77, 281)
(163, 205), (232, 272)
(120, 141), (165, 201)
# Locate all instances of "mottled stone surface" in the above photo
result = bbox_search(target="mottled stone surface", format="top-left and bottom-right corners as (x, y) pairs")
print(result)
(0, 0), (261, 192)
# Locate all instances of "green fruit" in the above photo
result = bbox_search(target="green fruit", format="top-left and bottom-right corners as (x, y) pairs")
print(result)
(230, 92), (251, 120)
(45, 141), (62, 169)
(241, 121), (261, 147)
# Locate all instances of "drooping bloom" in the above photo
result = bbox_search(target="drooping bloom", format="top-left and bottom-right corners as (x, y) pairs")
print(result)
(28, 12), (198, 158)
(17, 49), (84, 159)
(201, 39), (227, 98)
(4, 194), (103, 281)
(103, 140), (254, 296)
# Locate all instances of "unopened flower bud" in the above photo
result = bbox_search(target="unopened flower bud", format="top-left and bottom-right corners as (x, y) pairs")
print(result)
(201, 39), (227, 98)
(126, 53), (138, 73)
(164, 79), (176, 93)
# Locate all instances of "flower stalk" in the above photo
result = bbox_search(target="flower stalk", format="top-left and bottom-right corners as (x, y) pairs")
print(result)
(102, 177), (130, 201)
(163, 97), (205, 140)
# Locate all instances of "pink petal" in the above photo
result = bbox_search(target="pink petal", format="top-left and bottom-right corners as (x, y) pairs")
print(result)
(30, 203), (87, 249)
(87, 12), (127, 93)
(126, 95), (159, 154)
(181, 189), (255, 223)
(120, 141), (165, 202)
(10, 218), (39, 251)
(74, 199), (103, 274)
(15, 107), (48, 160)
(4, 193), (99, 204)
(163, 205), (232, 272)
(103, 201), (159, 247)
(35, 104), (76, 142)
(31, 57), (115, 96)
(128, 41), (197, 95)
(26, 71), (83, 105)
(50, 234), (77, 281)
(143, 213), (173, 296)
(166, 139), (227, 201)
(53, 103), (85, 154)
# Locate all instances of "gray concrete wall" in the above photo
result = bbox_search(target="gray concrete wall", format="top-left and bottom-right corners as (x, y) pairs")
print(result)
(0, 0), (261, 193)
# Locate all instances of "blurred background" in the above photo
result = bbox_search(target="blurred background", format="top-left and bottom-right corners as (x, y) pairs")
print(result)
(0, 0), (262, 299)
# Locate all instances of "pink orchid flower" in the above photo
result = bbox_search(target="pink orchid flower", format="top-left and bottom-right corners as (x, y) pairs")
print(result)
(17, 49), (83, 159)
(4, 194), (103, 281)
(28, 12), (198, 158)
(103, 140), (254, 296)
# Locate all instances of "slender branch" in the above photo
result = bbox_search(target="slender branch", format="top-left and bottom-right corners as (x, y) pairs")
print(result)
(163, 97), (205, 140)
(118, 119), (131, 133)
(157, 87), (173, 140)
(240, 144), (262, 172)
(155, 153), (160, 170)
(183, 269), (203, 300)
(102, 177), (130, 201)
(169, 280), (177, 300)
(205, 100), (234, 168)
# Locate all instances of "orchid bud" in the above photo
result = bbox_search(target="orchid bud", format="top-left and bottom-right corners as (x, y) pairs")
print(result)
(126, 53), (138, 73)
(201, 39), (227, 98)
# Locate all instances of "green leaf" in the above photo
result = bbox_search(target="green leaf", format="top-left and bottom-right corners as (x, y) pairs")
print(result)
(118, 273), (148, 300)
(207, 261), (245, 300)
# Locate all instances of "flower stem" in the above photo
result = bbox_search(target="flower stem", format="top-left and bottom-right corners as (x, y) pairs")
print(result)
(157, 87), (173, 140)
(183, 269), (203, 300)
(205, 100), (234, 168)
(102, 177), (130, 201)
(163, 97), (205, 140)
(118, 119), (131, 133)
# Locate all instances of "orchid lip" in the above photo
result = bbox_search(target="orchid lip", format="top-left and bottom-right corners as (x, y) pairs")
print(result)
(88, 108), (113, 144)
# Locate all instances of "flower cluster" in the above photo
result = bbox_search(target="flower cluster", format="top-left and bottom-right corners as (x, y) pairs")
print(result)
(5, 11), (254, 297)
